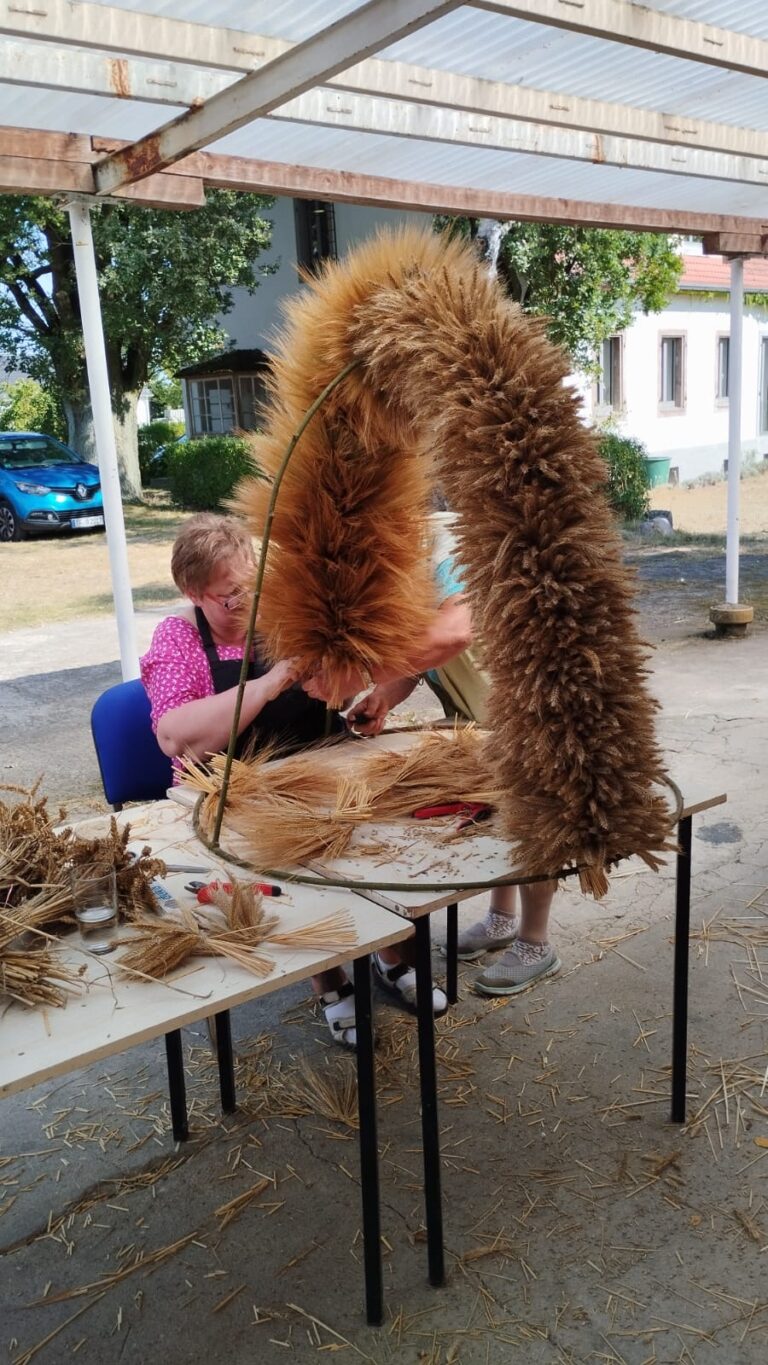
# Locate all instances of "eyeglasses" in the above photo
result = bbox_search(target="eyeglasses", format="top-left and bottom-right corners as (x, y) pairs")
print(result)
(205, 587), (249, 612)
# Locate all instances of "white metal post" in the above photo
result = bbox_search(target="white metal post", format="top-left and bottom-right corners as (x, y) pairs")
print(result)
(725, 256), (744, 606)
(67, 200), (139, 679)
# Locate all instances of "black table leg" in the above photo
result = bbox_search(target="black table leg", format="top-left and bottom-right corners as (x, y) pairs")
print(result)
(353, 954), (383, 1326)
(214, 1009), (237, 1114)
(164, 1029), (189, 1142)
(445, 902), (458, 1005)
(671, 814), (693, 1123)
(413, 917), (445, 1287)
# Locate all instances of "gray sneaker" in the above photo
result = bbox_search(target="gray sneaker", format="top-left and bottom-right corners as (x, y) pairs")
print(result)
(442, 917), (519, 962)
(474, 941), (561, 996)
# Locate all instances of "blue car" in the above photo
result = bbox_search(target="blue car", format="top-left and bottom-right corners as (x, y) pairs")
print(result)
(0, 432), (104, 541)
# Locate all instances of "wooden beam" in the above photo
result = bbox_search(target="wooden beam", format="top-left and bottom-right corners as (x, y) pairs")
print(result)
(0, 155), (93, 195)
(0, 139), (204, 208)
(474, 0), (768, 78)
(702, 232), (766, 257)
(272, 89), (768, 189)
(188, 148), (768, 238)
(2, 124), (767, 237)
(93, 0), (463, 194)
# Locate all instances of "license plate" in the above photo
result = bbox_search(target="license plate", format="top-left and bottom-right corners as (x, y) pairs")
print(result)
(70, 515), (104, 529)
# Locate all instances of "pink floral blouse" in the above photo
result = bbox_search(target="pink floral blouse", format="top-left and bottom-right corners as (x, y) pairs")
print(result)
(141, 615), (253, 772)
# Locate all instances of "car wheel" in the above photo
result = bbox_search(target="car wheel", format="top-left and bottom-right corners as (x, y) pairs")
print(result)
(0, 500), (23, 542)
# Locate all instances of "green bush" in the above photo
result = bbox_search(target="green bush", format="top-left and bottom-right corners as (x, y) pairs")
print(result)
(167, 435), (258, 510)
(138, 419), (185, 481)
(0, 378), (65, 440)
(598, 432), (651, 523)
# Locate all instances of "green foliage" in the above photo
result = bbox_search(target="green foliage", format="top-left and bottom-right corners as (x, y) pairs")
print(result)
(0, 377), (65, 439)
(0, 192), (274, 473)
(167, 435), (259, 510)
(598, 432), (651, 522)
(433, 218), (682, 369)
(138, 419), (185, 481)
(148, 372), (183, 412)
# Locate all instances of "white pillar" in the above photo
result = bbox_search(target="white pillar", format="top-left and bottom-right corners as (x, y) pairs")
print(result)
(67, 201), (139, 680)
(725, 257), (744, 606)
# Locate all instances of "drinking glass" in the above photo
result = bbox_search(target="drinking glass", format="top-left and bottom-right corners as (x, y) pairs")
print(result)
(70, 867), (118, 955)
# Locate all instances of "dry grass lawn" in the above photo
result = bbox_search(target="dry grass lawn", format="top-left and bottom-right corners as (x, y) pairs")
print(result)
(2, 478), (768, 636)
(650, 470), (768, 534)
(0, 498), (189, 633)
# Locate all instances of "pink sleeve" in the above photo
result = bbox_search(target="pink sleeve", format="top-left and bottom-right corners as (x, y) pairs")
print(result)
(140, 616), (213, 733)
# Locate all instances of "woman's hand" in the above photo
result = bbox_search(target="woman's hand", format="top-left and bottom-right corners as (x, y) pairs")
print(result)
(346, 687), (391, 736)
(263, 658), (301, 700)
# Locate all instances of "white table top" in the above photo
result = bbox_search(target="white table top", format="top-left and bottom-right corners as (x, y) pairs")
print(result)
(0, 802), (413, 1099)
(208, 730), (727, 919)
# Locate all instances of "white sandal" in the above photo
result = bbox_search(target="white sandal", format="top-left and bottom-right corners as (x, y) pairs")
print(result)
(320, 981), (357, 1049)
(372, 955), (448, 1017)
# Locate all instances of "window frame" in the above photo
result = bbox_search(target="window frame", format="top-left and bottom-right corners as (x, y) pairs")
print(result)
(715, 333), (730, 406)
(658, 332), (686, 413)
(759, 335), (768, 435)
(595, 334), (624, 412)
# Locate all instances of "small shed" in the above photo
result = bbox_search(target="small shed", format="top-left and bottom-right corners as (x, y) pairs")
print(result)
(177, 349), (271, 438)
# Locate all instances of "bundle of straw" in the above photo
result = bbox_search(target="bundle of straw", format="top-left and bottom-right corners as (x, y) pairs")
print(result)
(118, 907), (276, 981)
(0, 947), (81, 1008)
(234, 228), (673, 895)
(268, 913), (358, 952)
(0, 785), (166, 927)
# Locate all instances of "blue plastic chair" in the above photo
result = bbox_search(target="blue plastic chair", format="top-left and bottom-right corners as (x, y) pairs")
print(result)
(91, 678), (173, 810)
(90, 679), (233, 1139)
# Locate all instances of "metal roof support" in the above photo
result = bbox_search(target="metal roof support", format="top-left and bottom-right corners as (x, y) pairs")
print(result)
(726, 258), (744, 608)
(67, 200), (139, 680)
(93, 0), (464, 194)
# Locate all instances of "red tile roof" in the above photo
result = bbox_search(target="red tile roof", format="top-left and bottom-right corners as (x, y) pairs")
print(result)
(679, 254), (768, 292)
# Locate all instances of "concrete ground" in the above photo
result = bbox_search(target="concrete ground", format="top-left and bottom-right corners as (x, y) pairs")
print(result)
(2, 578), (768, 1363)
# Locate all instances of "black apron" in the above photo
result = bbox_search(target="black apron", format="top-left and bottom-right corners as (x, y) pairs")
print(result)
(195, 607), (344, 760)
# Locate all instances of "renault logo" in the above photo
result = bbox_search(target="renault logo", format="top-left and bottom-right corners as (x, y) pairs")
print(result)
(75, 483), (87, 500)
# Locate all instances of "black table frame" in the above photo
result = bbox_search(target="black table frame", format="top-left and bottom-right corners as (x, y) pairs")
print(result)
(160, 943), (444, 1325)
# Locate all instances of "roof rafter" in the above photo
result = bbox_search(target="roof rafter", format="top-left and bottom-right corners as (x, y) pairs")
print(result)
(3, 128), (766, 243)
(473, 0), (768, 78)
(273, 89), (768, 189)
(93, 0), (464, 194)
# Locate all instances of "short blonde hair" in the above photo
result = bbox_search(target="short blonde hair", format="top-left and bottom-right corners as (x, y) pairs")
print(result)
(171, 513), (254, 597)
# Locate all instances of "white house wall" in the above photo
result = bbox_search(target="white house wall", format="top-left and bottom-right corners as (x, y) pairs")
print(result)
(605, 293), (768, 482)
(222, 196), (427, 350)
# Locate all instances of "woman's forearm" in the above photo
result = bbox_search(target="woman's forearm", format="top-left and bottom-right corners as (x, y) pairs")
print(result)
(158, 675), (281, 760)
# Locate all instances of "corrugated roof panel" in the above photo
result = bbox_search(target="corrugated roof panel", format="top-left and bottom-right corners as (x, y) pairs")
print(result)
(644, 1), (768, 40)
(86, 0), (366, 43)
(382, 9), (768, 131)
(0, 85), (174, 139)
(212, 117), (768, 216)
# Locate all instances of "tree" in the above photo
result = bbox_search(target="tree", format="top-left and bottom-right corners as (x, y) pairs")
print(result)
(0, 376), (65, 439)
(434, 217), (683, 371)
(0, 192), (274, 498)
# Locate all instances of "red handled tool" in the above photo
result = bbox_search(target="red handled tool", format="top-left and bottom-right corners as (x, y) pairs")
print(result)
(412, 801), (494, 830)
(184, 879), (282, 903)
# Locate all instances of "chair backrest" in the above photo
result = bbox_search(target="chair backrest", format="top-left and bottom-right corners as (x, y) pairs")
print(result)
(91, 679), (174, 808)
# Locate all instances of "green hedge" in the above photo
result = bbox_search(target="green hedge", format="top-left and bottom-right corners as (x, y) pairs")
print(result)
(167, 435), (259, 510)
(598, 432), (651, 523)
(138, 419), (185, 481)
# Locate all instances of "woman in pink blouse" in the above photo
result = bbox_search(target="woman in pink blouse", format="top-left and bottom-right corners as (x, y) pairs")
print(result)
(141, 513), (446, 1046)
